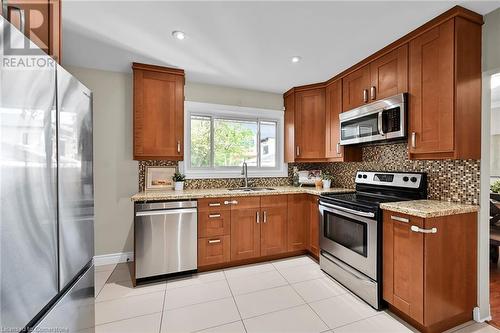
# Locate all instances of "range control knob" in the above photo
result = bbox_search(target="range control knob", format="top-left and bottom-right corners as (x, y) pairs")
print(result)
(403, 176), (409, 182)
(362, 174), (367, 179)
(410, 177), (418, 183)
(358, 174), (362, 179)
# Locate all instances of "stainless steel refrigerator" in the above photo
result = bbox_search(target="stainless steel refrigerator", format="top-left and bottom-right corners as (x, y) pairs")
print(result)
(0, 16), (95, 332)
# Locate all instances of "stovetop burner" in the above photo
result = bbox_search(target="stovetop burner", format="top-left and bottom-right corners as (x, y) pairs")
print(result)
(321, 192), (396, 207)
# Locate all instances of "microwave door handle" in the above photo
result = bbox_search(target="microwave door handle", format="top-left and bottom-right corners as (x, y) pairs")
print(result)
(320, 201), (375, 218)
(378, 111), (384, 135)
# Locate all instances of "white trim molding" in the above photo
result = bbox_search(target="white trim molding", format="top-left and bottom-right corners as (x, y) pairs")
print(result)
(94, 252), (134, 266)
(183, 101), (288, 179)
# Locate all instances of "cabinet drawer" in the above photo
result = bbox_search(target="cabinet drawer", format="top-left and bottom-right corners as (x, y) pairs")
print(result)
(198, 235), (230, 266)
(198, 210), (230, 238)
(384, 211), (423, 226)
(198, 198), (232, 212)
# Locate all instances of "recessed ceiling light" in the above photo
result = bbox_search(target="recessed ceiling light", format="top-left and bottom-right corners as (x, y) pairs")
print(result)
(172, 31), (186, 40)
(291, 56), (301, 63)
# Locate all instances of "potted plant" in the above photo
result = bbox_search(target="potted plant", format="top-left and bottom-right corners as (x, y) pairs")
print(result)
(492, 179), (500, 201)
(322, 173), (334, 189)
(172, 171), (186, 191)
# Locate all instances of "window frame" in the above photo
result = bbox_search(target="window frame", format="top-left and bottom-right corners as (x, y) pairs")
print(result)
(182, 101), (287, 179)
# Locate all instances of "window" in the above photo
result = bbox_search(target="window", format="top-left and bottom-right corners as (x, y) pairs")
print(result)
(184, 102), (286, 179)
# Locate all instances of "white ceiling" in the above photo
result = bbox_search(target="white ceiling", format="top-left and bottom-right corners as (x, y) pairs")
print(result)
(62, 1), (500, 94)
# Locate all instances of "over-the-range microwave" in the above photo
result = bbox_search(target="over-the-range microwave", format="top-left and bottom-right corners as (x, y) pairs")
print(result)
(339, 93), (407, 146)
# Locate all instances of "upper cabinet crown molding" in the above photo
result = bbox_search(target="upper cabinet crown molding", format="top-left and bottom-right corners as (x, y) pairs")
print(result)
(132, 62), (185, 77)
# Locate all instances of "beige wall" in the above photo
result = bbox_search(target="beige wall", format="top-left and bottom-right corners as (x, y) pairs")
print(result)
(483, 7), (500, 72)
(66, 65), (283, 256)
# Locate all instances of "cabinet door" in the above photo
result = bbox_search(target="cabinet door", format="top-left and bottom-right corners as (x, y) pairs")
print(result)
(325, 81), (342, 159)
(408, 20), (454, 157)
(308, 196), (320, 257)
(369, 45), (408, 101)
(261, 196), (287, 256)
(133, 66), (184, 160)
(230, 197), (261, 261)
(284, 92), (295, 163)
(287, 194), (308, 251)
(383, 211), (424, 324)
(294, 88), (326, 160)
(342, 65), (370, 112)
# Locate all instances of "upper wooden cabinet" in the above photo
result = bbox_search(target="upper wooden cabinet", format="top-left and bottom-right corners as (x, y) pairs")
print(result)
(295, 87), (326, 160)
(408, 18), (481, 160)
(133, 63), (185, 160)
(341, 65), (370, 112)
(1, 0), (61, 62)
(284, 91), (295, 163)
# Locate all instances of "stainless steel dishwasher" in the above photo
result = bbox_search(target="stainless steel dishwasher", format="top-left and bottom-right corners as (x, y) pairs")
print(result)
(135, 201), (197, 280)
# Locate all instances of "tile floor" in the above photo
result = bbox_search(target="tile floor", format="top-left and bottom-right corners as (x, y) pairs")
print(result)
(94, 255), (499, 333)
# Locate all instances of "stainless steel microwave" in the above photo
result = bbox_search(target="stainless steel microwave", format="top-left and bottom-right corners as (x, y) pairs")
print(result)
(339, 93), (407, 145)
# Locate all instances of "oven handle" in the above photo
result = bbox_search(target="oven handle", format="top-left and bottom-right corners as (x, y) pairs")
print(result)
(377, 111), (384, 135)
(319, 201), (375, 218)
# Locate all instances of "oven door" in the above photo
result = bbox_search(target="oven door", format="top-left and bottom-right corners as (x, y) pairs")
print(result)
(319, 201), (378, 280)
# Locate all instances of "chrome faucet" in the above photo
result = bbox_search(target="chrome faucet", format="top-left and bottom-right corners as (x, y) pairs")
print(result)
(241, 161), (249, 188)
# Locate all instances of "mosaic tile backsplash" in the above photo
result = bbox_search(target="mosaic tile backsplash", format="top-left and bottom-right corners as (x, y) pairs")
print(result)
(138, 142), (480, 205)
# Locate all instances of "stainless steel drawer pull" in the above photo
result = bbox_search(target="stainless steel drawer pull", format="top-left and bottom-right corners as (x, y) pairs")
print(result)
(263, 211), (267, 223)
(410, 225), (437, 234)
(391, 216), (409, 223)
(256, 211), (260, 224)
(224, 200), (238, 205)
(209, 214), (221, 218)
(208, 203), (221, 207)
(208, 239), (221, 244)
(411, 132), (416, 149)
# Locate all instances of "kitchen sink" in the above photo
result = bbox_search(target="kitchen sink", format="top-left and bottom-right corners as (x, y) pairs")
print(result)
(228, 187), (276, 192)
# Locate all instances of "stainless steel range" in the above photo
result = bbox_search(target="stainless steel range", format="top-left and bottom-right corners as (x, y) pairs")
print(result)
(318, 171), (427, 309)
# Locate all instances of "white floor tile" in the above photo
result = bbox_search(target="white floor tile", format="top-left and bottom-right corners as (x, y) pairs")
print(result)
(164, 279), (232, 310)
(161, 298), (240, 333)
(95, 291), (164, 325)
(167, 270), (226, 290)
(334, 312), (414, 333)
(272, 256), (317, 270)
(197, 321), (246, 333)
(234, 285), (304, 319)
(278, 263), (327, 284)
(451, 323), (500, 333)
(244, 304), (328, 333)
(224, 262), (276, 279)
(96, 280), (166, 302)
(227, 269), (288, 295)
(291, 277), (347, 302)
(95, 312), (161, 333)
(309, 293), (377, 329)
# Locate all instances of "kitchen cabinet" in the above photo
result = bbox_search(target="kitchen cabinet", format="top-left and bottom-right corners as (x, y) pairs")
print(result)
(308, 195), (320, 258)
(1, 0), (61, 62)
(230, 197), (261, 261)
(260, 196), (288, 256)
(342, 65), (370, 112)
(294, 87), (326, 160)
(369, 45), (408, 101)
(284, 91), (295, 163)
(198, 235), (230, 267)
(287, 194), (309, 251)
(383, 210), (477, 332)
(133, 62), (185, 160)
(325, 80), (361, 161)
(408, 18), (481, 160)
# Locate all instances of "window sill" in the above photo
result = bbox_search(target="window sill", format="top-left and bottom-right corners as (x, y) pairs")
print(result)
(181, 163), (289, 179)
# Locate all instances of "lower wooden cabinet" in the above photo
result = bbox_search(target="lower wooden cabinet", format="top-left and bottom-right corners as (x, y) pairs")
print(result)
(230, 197), (261, 261)
(308, 195), (320, 257)
(198, 236), (230, 266)
(261, 197), (288, 256)
(287, 194), (309, 251)
(383, 210), (477, 332)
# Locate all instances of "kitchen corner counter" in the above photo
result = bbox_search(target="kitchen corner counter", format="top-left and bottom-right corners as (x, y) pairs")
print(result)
(131, 186), (353, 202)
(380, 200), (479, 218)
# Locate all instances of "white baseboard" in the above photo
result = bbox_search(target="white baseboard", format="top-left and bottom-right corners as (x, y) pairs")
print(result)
(94, 252), (134, 266)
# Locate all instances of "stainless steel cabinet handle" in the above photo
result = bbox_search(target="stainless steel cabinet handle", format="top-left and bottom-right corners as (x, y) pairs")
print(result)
(370, 86), (376, 100)
(296, 146), (300, 156)
(208, 202), (221, 207)
(256, 211), (260, 224)
(208, 214), (221, 218)
(363, 89), (368, 103)
(208, 239), (221, 244)
(410, 225), (437, 234)
(263, 211), (267, 223)
(411, 132), (416, 149)
(177, 140), (181, 153)
(336, 143), (340, 155)
(224, 200), (238, 205)
(391, 215), (409, 223)
(7, 5), (26, 34)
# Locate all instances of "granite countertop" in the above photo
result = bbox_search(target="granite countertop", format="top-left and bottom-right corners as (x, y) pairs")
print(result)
(131, 186), (354, 202)
(380, 200), (479, 218)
